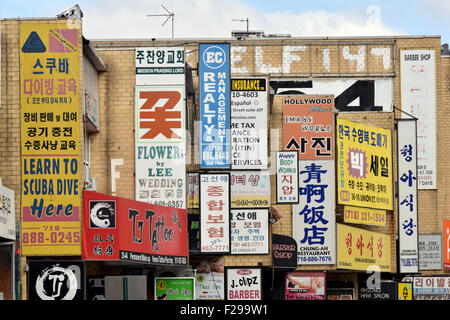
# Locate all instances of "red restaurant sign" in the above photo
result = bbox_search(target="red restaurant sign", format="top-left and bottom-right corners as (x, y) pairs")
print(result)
(82, 190), (188, 265)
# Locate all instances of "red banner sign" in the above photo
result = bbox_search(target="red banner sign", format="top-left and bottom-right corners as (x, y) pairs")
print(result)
(82, 190), (188, 265)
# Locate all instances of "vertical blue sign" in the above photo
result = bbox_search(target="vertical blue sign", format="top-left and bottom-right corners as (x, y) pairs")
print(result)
(199, 43), (231, 168)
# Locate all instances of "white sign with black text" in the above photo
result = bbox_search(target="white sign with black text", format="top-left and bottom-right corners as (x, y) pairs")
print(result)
(231, 209), (269, 255)
(419, 234), (442, 271)
(231, 78), (268, 169)
(397, 119), (419, 273)
(400, 50), (436, 189)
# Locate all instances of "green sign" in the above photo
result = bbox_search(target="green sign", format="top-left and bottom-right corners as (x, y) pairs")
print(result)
(154, 277), (195, 300)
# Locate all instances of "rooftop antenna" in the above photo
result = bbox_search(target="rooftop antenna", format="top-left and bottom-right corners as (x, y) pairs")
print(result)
(147, 4), (174, 38)
(232, 18), (249, 33)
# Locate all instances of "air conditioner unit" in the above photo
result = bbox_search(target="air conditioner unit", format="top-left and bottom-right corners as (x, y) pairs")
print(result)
(85, 177), (97, 191)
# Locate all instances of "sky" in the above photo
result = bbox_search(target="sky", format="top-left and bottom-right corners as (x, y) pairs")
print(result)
(2, 0), (450, 45)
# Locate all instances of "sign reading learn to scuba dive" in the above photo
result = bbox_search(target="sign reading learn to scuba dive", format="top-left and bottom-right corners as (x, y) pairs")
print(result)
(20, 21), (82, 256)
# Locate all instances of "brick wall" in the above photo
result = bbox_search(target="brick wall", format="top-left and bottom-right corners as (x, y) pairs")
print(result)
(1, 15), (449, 299)
(89, 36), (444, 275)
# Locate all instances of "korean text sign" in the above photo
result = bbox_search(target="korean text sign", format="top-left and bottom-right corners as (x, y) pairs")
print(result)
(135, 47), (185, 85)
(285, 272), (326, 300)
(419, 234), (442, 270)
(337, 223), (391, 272)
(397, 119), (419, 273)
(358, 281), (397, 300)
(199, 173), (230, 254)
(230, 171), (271, 208)
(135, 85), (186, 209)
(231, 209), (269, 254)
(336, 118), (393, 210)
(403, 276), (450, 300)
(199, 43), (231, 168)
(293, 160), (335, 265)
(20, 22), (82, 255)
(283, 96), (334, 159)
(231, 78), (268, 169)
(226, 267), (261, 300)
(276, 151), (299, 204)
(82, 190), (188, 266)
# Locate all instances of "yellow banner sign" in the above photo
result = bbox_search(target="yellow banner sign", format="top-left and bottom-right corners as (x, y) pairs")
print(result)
(398, 282), (413, 300)
(343, 206), (386, 227)
(336, 118), (393, 210)
(20, 21), (81, 255)
(337, 223), (391, 272)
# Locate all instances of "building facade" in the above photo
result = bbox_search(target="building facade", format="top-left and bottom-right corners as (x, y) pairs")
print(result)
(0, 15), (449, 300)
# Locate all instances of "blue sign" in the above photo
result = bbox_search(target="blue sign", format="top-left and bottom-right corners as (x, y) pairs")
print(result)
(22, 31), (46, 53)
(199, 43), (231, 168)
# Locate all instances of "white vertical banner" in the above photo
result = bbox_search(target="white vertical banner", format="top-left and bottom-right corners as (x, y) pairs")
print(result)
(199, 173), (230, 254)
(400, 50), (436, 189)
(135, 47), (187, 209)
(231, 78), (268, 169)
(276, 151), (299, 204)
(292, 160), (335, 265)
(397, 119), (419, 273)
(135, 86), (186, 208)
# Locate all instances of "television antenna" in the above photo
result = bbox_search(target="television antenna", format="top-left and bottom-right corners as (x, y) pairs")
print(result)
(232, 18), (249, 33)
(147, 4), (175, 38)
